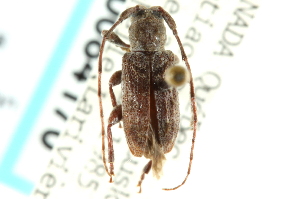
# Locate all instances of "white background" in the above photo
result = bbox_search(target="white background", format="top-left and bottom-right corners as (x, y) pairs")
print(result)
(184, 1), (300, 198)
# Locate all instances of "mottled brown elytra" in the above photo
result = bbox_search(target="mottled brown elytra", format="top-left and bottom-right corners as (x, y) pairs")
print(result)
(97, 5), (197, 193)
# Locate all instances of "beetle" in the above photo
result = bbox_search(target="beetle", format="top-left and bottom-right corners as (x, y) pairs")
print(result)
(97, 5), (197, 192)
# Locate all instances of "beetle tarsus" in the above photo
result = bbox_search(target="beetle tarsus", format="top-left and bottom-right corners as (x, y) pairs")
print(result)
(136, 160), (152, 193)
(109, 176), (113, 183)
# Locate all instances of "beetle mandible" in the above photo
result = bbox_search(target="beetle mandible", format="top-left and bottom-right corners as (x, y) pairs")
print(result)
(97, 5), (198, 192)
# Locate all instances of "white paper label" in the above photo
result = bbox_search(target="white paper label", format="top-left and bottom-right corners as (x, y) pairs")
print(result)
(31, 0), (260, 198)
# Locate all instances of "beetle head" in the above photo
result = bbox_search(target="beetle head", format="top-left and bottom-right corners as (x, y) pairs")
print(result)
(129, 7), (166, 52)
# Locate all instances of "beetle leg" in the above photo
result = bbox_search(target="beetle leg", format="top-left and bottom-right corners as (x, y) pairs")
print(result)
(106, 104), (122, 182)
(151, 6), (198, 191)
(102, 30), (131, 52)
(109, 70), (123, 128)
(109, 70), (122, 107)
(137, 160), (152, 193)
(98, 4), (143, 186)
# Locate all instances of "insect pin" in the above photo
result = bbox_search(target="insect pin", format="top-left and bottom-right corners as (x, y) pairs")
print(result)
(98, 5), (197, 193)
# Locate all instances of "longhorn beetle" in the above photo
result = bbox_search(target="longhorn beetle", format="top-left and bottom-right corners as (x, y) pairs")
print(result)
(98, 5), (198, 192)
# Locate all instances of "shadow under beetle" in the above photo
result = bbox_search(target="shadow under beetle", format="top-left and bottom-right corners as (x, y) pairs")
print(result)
(97, 5), (198, 192)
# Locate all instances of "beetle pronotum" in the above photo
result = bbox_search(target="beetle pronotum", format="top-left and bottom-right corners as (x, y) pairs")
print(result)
(98, 5), (197, 192)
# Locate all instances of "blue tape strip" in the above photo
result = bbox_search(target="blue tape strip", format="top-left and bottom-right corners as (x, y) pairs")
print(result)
(0, 0), (94, 195)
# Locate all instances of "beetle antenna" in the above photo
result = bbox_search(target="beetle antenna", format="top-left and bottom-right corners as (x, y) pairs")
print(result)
(98, 5), (143, 182)
(153, 6), (198, 191)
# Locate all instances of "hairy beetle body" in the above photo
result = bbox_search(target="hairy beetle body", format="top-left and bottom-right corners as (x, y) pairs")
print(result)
(98, 5), (198, 192)
(122, 51), (180, 178)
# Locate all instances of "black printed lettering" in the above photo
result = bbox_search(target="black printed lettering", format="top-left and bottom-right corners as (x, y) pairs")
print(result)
(71, 116), (86, 132)
(40, 0), (123, 151)
(74, 63), (92, 82)
(85, 40), (101, 58)
(114, 174), (130, 188)
(77, 149), (105, 190)
(214, 40), (233, 56)
(96, 19), (115, 35)
(197, 1), (219, 27)
(63, 129), (83, 143)
(237, 0), (258, 18)
(182, 43), (194, 58)
(77, 98), (92, 114)
(77, 173), (99, 190)
(89, 159), (105, 177)
(42, 130), (59, 150)
(55, 108), (68, 121)
(222, 24), (244, 46)
(41, 173), (56, 188)
(103, 57), (114, 72)
(164, 0), (180, 14)
(33, 174), (56, 199)
(35, 1), (125, 197)
(63, 91), (77, 101)
(76, 86), (97, 115)
(214, 0), (258, 56)
(185, 27), (201, 42)
(107, 0), (126, 16)
(48, 147), (72, 172)
(34, 189), (49, 199)
(233, 10), (249, 27)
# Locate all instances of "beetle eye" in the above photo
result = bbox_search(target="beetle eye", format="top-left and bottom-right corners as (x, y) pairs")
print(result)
(134, 9), (145, 17)
(152, 10), (162, 18)
(164, 66), (190, 87)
